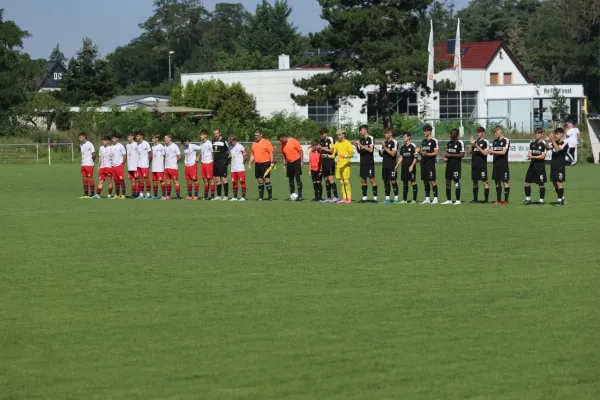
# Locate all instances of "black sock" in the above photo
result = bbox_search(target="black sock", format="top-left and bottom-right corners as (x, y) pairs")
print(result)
(558, 188), (564, 201)
(313, 182), (318, 198)
(224, 183), (229, 197)
(331, 183), (338, 198)
(446, 187), (452, 201)
(432, 185), (438, 198)
(484, 187), (490, 202)
(361, 185), (367, 198)
(540, 187), (545, 201)
(384, 181), (391, 197)
(372, 185), (378, 198)
(258, 183), (265, 199)
(473, 185), (479, 201)
(326, 182), (331, 198)
(496, 186), (502, 201)
(412, 183), (418, 201)
(266, 182), (272, 197)
(456, 186), (461, 201)
(288, 178), (295, 195)
(217, 184), (222, 197)
(392, 182), (399, 197)
(504, 187), (510, 202)
(403, 184), (408, 201)
(424, 182), (430, 198)
(525, 186), (531, 198)
(297, 181), (303, 197)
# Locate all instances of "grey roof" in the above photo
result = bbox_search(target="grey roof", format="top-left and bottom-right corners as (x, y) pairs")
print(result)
(102, 95), (170, 106)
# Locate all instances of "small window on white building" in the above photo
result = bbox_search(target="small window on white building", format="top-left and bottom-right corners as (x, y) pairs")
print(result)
(499, 50), (504, 59)
(503, 73), (512, 84)
(308, 100), (336, 123)
(490, 73), (499, 85)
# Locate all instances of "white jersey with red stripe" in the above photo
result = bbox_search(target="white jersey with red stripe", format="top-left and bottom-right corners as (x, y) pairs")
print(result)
(80, 141), (95, 167)
(183, 144), (202, 167)
(98, 145), (113, 168)
(164, 143), (181, 169)
(126, 142), (138, 171)
(200, 141), (213, 164)
(152, 144), (165, 172)
(228, 143), (246, 173)
(111, 143), (126, 167)
(136, 140), (151, 168)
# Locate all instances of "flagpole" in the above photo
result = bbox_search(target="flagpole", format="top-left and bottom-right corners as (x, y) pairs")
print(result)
(454, 18), (464, 136)
(48, 138), (51, 166)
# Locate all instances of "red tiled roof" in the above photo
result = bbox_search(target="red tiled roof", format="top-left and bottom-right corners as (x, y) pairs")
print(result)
(434, 41), (503, 69)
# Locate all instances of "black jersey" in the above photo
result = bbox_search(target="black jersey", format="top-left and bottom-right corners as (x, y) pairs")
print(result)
(446, 139), (464, 167)
(319, 136), (335, 160)
(472, 139), (489, 168)
(529, 140), (546, 166)
(551, 140), (569, 168)
(358, 135), (375, 165)
(420, 137), (438, 165)
(381, 139), (398, 168)
(212, 136), (229, 162)
(492, 137), (510, 165)
(400, 143), (417, 167)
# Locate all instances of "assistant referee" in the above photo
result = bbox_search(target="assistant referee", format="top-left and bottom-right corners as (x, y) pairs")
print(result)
(278, 133), (304, 201)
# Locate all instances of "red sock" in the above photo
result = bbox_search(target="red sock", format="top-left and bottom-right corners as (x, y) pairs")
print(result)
(121, 181), (126, 195)
(145, 179), (151, 194)
(83, 181), (88, 196)
(96, 186), (102, 195)
(232, 182), (238, 198)
(241, 182), (247, 197)
(160, 183), (165, 197)
(153, 182), (158, 197)
(194, 182), (200, 197)
(187, 183), (192, 197)
(175, 184), (181, 198)
(210, 184), (215, 197)
(132, 183), (138, 197)
(203, 183), (209, 198)
(166, 183), (172, 197)
(90, 181), (96, 194)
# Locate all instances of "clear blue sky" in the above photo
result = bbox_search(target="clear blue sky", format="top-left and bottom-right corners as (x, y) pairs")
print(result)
(1, 0), (469, 59)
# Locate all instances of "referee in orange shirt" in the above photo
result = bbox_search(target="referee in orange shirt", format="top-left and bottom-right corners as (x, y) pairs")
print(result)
(278, 133), (304, 201)
(248, 129), (274, 201)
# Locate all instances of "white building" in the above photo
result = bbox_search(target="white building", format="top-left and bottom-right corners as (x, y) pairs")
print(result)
(180, 42), (585, 132)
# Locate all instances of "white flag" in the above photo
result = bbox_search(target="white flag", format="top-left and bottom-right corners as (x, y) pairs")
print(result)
(454, 18), (462, 88)
(427, 20), (434, 90)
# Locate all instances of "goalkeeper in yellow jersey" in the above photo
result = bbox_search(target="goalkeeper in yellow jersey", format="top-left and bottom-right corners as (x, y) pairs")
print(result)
(319, 130), (354, 203)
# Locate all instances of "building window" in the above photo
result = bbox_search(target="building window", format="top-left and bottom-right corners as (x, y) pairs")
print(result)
(499, 50), (504, 59)
(308, 100), (336, 123)
(490, 73), (499, 85)
(366, 91), (418, 121)
(503, 73), (512, 84)
(439, 91), (478, 120)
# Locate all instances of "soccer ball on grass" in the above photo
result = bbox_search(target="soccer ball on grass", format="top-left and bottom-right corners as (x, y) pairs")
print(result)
(290, 193), (299, 201)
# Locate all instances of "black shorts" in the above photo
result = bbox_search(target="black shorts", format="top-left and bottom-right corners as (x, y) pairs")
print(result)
(401, 166), (417, 182)
(311, 170), (322, 182)
(360, 164), (375, 178)
(213, 161), (228, 177)
(286, 159), (302, 180)
(421, 163), (436, 182)
(471, 165), (488, 181)
(381, 166), (397, 181)
(321, 159), (335, 177)
(255, 162), (272, 180)
(550, 167), (566, 183)
(525, 164), (547, 184)
(492, 163), (510, 182)
(445, 164), (461, 181)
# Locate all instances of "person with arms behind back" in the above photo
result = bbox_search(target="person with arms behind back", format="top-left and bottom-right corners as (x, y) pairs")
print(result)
(248, 129), (275, 201)
(79, 132), (96, 199)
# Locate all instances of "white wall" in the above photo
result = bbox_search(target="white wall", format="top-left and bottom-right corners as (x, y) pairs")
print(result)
(486, 48), (528, 85)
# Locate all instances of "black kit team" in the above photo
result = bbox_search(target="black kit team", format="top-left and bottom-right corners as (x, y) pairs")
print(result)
(318, 127), (339, 202)
(395, 131), (418, 203)
(354, 125), (378, 203)
(468, 127), (490, 203)
(546, 128), (569, 206)
(419, 124), (439, 204)
(523, 128), (547, 205)
(378, 128), (399, 203)
(441, 128), (464, 205)
(489, 126), (510, 205)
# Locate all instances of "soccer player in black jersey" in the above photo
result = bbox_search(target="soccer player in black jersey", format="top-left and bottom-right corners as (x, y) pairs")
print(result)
(468, 127), (490, 203)
(418, 124), (439, 204)
(546, 128), (569, 206)
(441, 128), (465, 205)
(353, 125), (377, 203)
(524, 128), (547, 205)
(211, 128), (229, 200)
(318, 127), (339, 202)
(488, 126), (510, 204)
(378, 128), (399, 203)
(395, 131), (418, 203)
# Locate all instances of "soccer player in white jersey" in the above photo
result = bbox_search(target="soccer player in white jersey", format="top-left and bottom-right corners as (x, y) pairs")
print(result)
(163, 134), (182, 200)
(135, 131), (152, 199)
(199, 130), (215, 200)
(93, 136), (114, 198)
(150, 134), (166, 199)
(78, 132), (96, 198)
(126, 134), (139, 198)
(182, 138), (202, 200)
(228, 135), (248, 201)
(110, 134), (127, 199)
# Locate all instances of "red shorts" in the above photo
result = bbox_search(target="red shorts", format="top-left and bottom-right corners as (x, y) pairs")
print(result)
(128, 170), (139, 180)
(152, 172), (164, 182)
(165, 168), (179, 181)
(185, 165), (198, 181)
(137, 167), (149, 179)
(112, 164), (125, 182)
(231, 171), (246, 182)
(201, 163), (214, 180)
(80, 166), (94, 178)
(98, 167), (113, 180)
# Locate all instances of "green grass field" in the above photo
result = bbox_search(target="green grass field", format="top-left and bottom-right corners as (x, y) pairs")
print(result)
(1, 163), (599, 399)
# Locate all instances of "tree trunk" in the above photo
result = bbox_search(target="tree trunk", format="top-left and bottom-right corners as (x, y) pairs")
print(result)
(378, 83), (392, 129)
